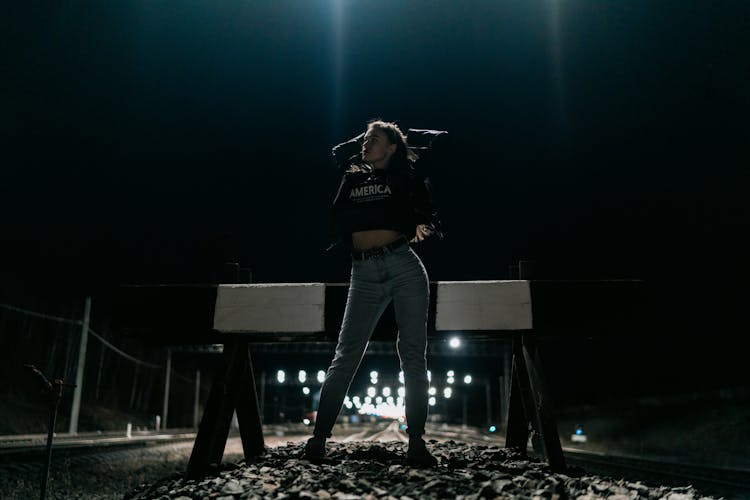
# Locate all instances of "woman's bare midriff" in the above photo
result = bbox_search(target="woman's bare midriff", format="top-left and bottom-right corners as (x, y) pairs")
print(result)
(351, 229), (403, 251)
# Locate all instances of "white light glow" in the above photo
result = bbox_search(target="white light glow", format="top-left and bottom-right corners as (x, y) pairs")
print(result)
(367, 387), (376, 398)
(317, 370), (326, 383)
(449, 337), (461, 348)
(302, 387), (310, 395)
(382, 387), (391, 397)
(447, 377), (455, 384)
(444, 388), (452, 398)
(447, 370), (455, 377)
(356, 397), (406, 419)
(398, 386), (406, 397)
(428, 387), (436, 396)
(298, 370), (307, 383)
(370, 371), (378, 379)
(464, 375), (472, 384)
(398, 371), (404, 384)
(276, 370), (285, 383)
(429, 397), (436, 406)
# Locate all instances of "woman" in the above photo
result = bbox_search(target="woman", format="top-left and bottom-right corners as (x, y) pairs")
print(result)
(304, 119), (443, 467)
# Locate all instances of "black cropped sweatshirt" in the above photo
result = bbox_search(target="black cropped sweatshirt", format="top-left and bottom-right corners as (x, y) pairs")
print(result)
(327, 162), (444, 252)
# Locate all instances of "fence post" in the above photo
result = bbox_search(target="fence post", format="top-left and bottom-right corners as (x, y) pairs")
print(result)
(68, 297), (91, 434)
(162, 348), (172, 430)
(193, 369), (201, 430)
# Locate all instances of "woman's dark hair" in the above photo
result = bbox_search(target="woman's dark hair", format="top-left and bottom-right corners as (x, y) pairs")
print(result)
(366, 119), (418, 170)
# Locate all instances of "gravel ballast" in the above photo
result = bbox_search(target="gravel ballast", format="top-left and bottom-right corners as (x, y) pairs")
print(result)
(123, 440), (718, 499)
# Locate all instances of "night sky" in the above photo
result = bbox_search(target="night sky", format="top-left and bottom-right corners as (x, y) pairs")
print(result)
(3, 2), (748, 337)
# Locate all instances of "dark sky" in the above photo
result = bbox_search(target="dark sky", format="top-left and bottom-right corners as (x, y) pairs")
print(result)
(3, 1), (748, 307)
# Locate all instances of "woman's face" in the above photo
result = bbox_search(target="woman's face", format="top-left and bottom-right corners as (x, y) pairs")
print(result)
(362, 128), (396, 167)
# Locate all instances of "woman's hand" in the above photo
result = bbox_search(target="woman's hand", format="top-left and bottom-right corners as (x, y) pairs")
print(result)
(410, 224), (434, 243)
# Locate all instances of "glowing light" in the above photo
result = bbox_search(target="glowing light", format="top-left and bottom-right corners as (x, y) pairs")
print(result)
(302, 387), (310, 395)
(370, 371), (378, 379)
(364, 396), (372, 404)
(427, 370), (432, 382)
(356, 397), (406, 419)
(276, 370), (285, 383)
(447, 370), (455, 377)
(449, 337), (461, 348)
(298, 370), (307, 383)
(317, 370), (326, 383)
(428, 397), (436, 406)
(303, 418), (311, 425)
(352, 396), (360, 404)
(447, 377), (455, 384)
(464, 375), (472, 384)
(398, 371), (404, 384)
(444, 388), (452, 398)
(428, 387), (436, 396)
(382, 387), (391, 397)
(386, 396), (394, 405)
(398, 386), (405, 397)
(370, 378), (378, 385)
(375, 396), (383, 404)
(367, 387), (376, 398)
(489, 425), (497, 433)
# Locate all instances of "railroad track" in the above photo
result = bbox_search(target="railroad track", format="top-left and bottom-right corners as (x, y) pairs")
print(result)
(2, 423), (748, 498)
(0, 429), (198, 462)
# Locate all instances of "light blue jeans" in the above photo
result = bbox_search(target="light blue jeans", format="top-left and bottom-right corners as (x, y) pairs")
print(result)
(313, 241), (430, 438)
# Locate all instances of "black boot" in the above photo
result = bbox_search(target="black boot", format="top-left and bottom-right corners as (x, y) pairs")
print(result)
(303, 435), (327, 460)
(406, 436), (438, 467)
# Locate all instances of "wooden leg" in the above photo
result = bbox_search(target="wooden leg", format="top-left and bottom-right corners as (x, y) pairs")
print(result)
(505, 334), (531, 451)
(186, 340), (265, 479)
(235, 342), (266, 460)
(521, 335), (566, 472)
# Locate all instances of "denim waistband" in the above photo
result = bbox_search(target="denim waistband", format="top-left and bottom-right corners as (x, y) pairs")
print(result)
(350, 235), (408, 260)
